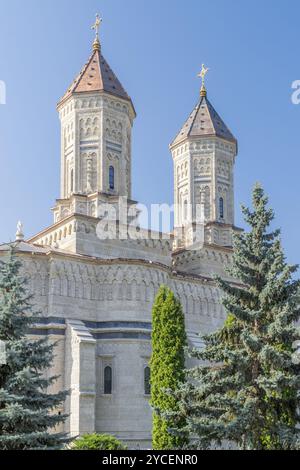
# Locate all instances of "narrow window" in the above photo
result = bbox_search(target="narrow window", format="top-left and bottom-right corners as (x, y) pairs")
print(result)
(104, 366), (112, 395)
(109, 166), (115, 190)
(219, 197), (224, 219)
(144, 366), (151, 395)
(70, 169), (74, 193)
(184, 200), (188, 221)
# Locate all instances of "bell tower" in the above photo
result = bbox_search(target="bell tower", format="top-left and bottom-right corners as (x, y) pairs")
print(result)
(170, 65), (238, 248)
(53, 15), (136, 223)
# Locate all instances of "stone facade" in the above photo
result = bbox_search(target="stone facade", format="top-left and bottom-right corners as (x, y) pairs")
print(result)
(0, 30), (240, 449)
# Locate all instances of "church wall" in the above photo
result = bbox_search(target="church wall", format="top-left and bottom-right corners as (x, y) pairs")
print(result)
(0, 249), (227, 446)
(30, 215), (173, 267)
(172, 244), (233, 279)
(96, 339), (152, 447)
(13, 251), (227, 334)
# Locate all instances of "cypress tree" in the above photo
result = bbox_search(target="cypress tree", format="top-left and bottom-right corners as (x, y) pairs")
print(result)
(171, 184), (300, 450)
(0, 248), (68, 450)
(150, 286), (187, 450)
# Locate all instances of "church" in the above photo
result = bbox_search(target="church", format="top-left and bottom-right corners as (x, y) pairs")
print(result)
(0, 17), (240, 448)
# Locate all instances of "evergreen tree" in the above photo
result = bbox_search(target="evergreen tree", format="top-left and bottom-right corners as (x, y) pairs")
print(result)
(170, 184), (300, 450)
(0, 247), (68, 450)
(150, 286), (187, 450)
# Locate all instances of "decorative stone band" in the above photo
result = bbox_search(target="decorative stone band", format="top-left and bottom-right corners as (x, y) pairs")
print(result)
(28, 317), (152, 340)
(28, 319), (204, 347)
(84, 320), (152, 330)
(28, 317), (66, 337)
(93, 332), (151, 340)
(29, 328), (66, 337)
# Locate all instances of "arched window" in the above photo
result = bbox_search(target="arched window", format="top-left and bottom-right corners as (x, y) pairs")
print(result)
(144, 366), (151, 395)
(219, 197), (224, 220)
(204, 186), (211, 220)
(109, 166), (115, 190)
(104, 366), (112, 395)
(70, 169), (74, 193)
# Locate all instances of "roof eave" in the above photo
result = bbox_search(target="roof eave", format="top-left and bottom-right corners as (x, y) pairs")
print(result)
(170, 133), (238, 151)
(57, 89), (136, 118)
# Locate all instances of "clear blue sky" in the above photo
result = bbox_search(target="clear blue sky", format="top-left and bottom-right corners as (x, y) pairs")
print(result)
(0, 0), (299, 264)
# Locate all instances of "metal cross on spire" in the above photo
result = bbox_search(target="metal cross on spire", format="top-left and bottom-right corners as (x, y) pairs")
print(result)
(92, 13), (102, 50)
(198, 64), (209, 97)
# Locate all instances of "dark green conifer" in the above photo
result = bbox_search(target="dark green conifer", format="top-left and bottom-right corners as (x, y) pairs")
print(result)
(150, 286), (187, 450)
(171, 184), (300, 450)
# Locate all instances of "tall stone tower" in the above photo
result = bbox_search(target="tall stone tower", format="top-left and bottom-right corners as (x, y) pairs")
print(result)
(170, 66), (237, 249)
(53, 15), (136, 224)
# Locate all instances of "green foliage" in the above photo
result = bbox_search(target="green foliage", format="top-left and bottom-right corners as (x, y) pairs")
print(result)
(0, 247), (68, 450)
(170, 183), (300, 450)
(71, 433), (127, 450)
(150, 286), (187, 450)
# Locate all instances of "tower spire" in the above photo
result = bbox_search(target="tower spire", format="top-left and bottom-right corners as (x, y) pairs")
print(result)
(91, 13), (102, 51)
(198, 64), (209, 97)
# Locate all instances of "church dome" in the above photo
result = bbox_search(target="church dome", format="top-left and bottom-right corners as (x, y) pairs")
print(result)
(57, 16), (135, 114)
(170, 65), (236, 148)
(171, 94), (236, 147)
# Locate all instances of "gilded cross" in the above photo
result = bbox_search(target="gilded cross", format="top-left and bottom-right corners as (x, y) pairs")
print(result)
(198, 64), (209, 89)
(92, 13), (102, 40)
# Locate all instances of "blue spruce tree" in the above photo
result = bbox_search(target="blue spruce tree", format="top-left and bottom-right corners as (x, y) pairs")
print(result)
(170, 184), (300, 450)
(0, 248), (68, 449)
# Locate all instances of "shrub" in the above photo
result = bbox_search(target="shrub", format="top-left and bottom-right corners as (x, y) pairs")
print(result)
(71, 433), (127, 451)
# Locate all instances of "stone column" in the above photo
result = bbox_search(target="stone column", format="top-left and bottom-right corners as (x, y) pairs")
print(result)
(65, 320), (96, 437)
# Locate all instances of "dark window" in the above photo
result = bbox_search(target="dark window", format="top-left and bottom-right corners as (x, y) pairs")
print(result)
(219, 197), (224, 219)
(144, 366), (151, 395)
(109, 166), (115, 190)
(104, 366), (112, 395)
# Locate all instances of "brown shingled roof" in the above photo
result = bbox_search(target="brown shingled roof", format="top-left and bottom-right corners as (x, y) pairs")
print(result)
(171, 94), (236, 147)
(58, 48), (134, 110)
